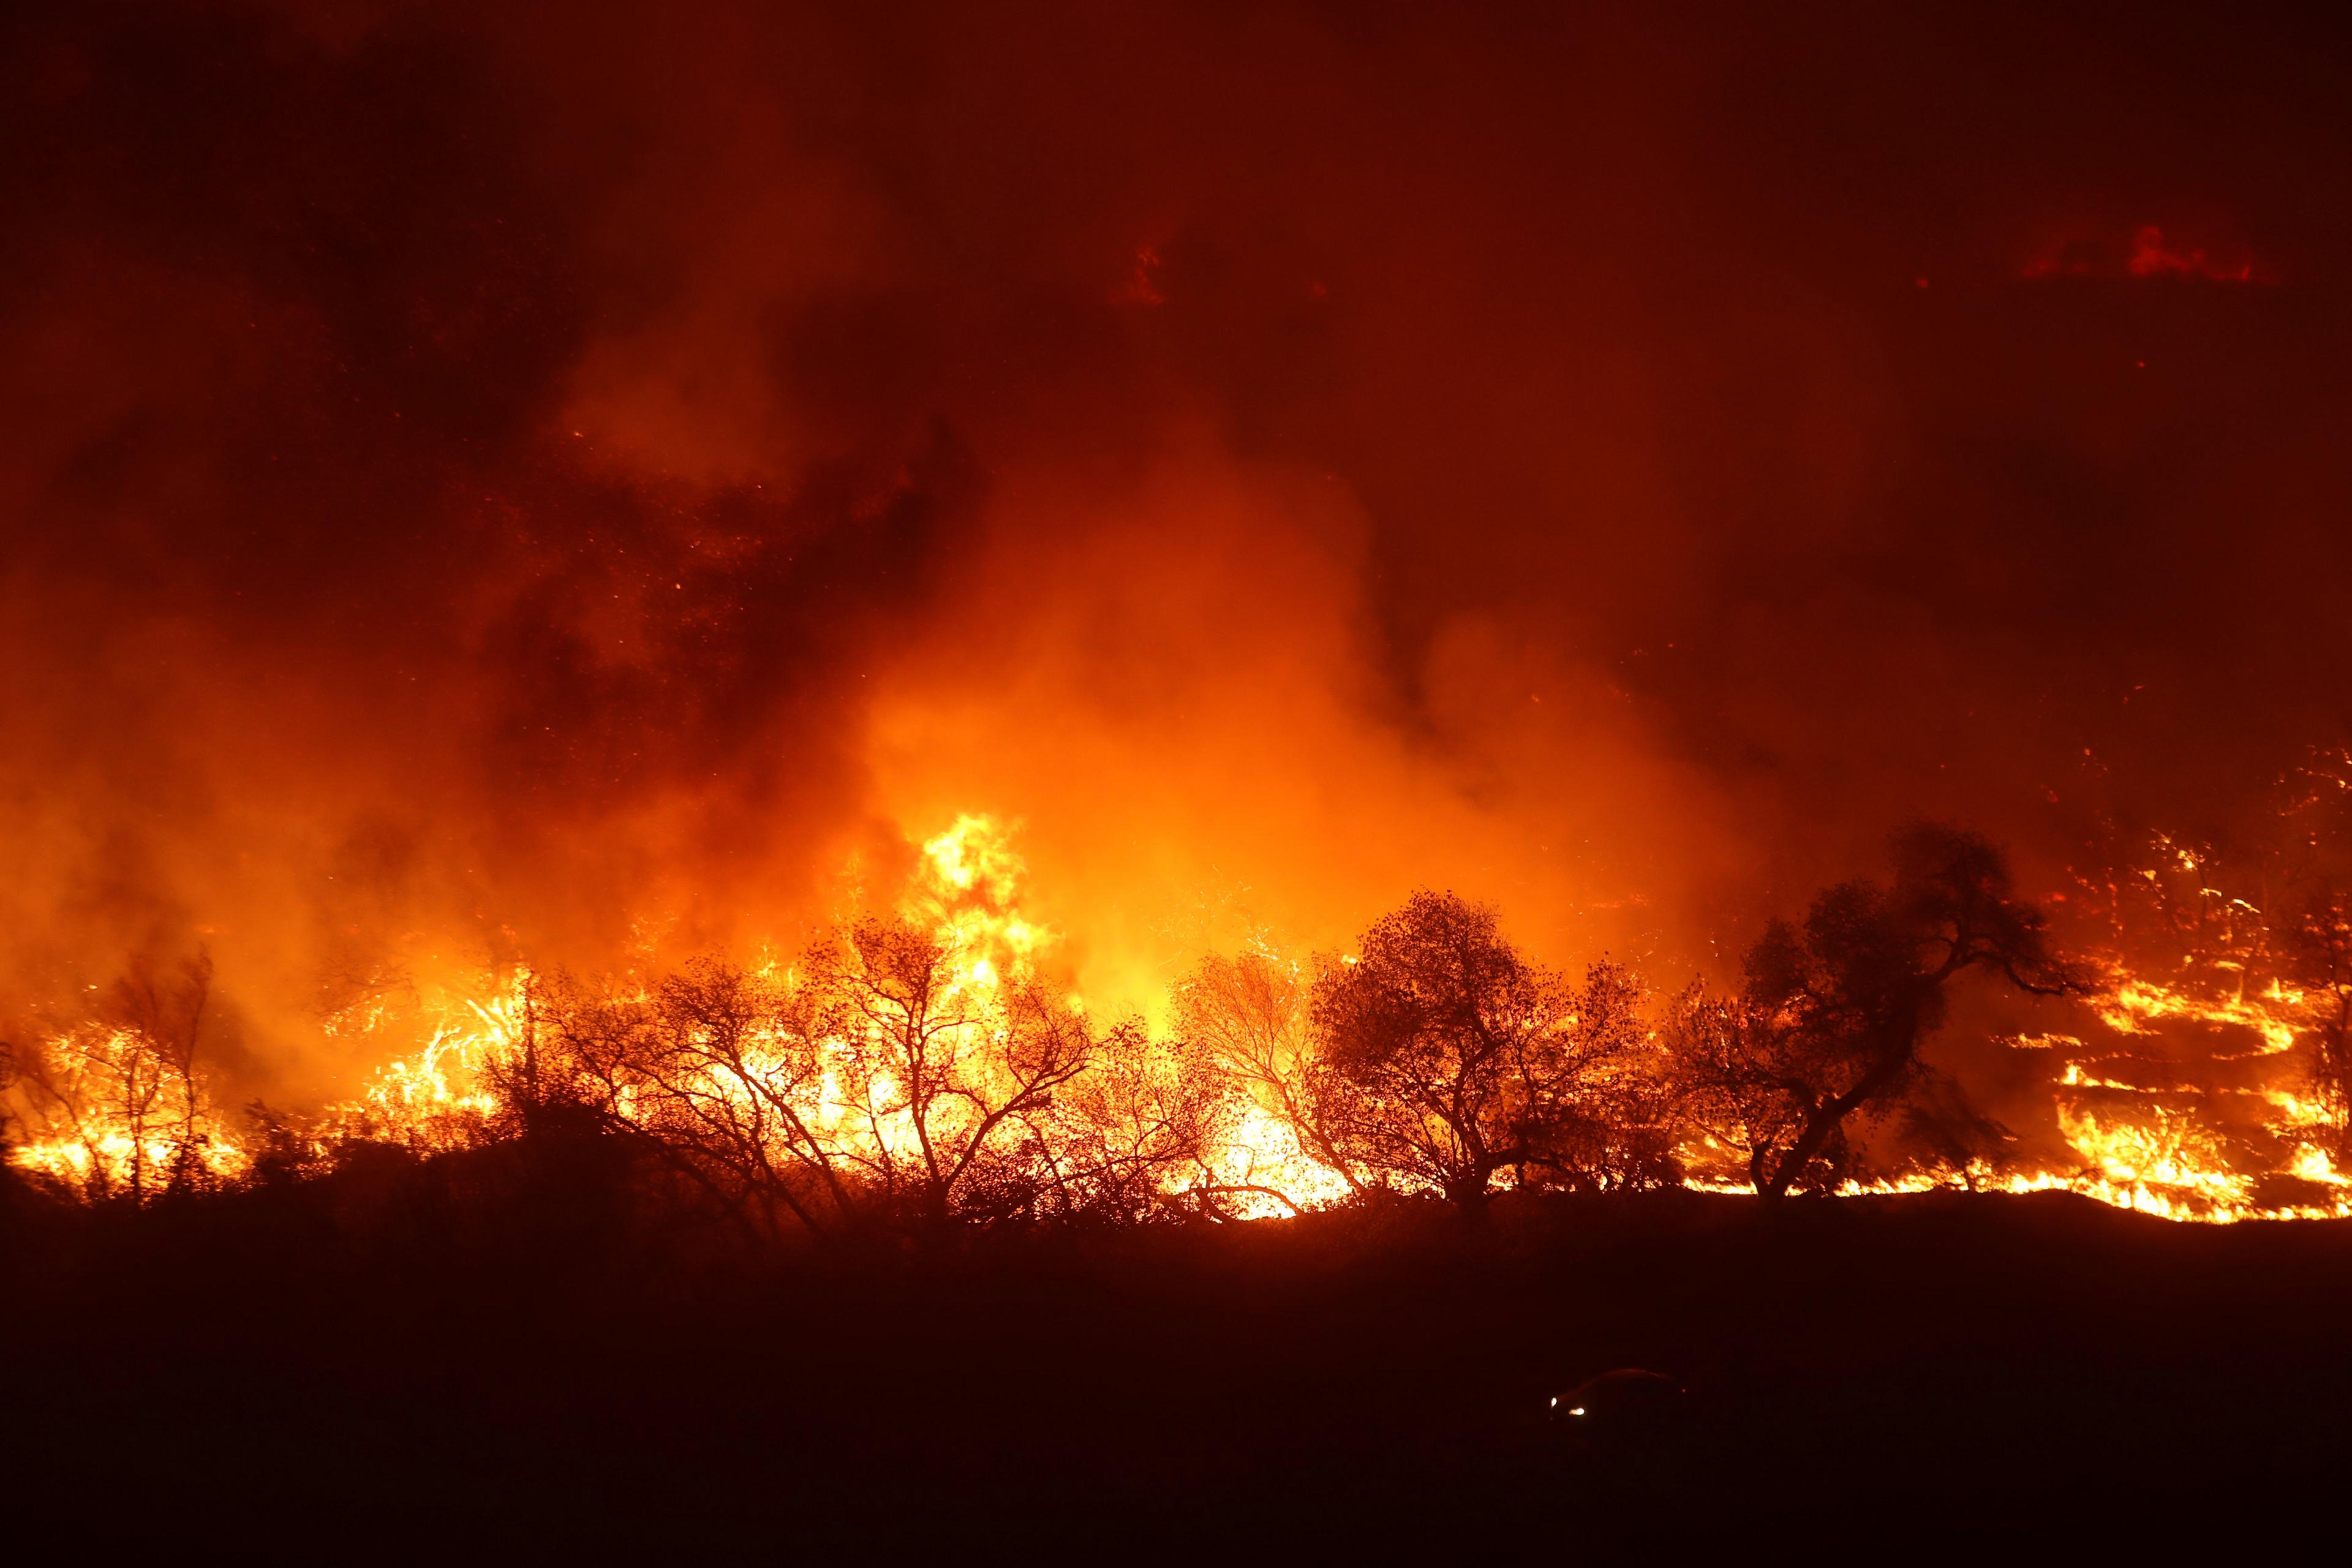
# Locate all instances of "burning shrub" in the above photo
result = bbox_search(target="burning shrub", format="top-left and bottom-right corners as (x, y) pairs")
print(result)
(488, 918), (1174, 1240)
(1517, 961), (1683, 1193)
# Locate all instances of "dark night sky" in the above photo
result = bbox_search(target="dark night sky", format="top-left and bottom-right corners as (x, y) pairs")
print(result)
(7, 0), (2352, 1088)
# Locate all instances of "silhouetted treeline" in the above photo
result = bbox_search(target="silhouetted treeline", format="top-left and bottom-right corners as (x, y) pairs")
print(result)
(2, 824), (2081, 1234)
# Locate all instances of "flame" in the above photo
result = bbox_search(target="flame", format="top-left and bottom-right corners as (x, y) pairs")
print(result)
(910, 813), (1055, 996)
(293, 813), (1370, 1217)
(2056, 1102), (2247, 1207)
(1983, 960), (2351, 1218)
(2092, 970), (2304, 1057)
(17, 810), (2352, 1224)
(325, 978), (535, 1151)
(8, 1025), (246, 1197)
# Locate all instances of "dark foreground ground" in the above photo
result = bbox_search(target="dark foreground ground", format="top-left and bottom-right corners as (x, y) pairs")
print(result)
(6, 1146), (2347, 1556)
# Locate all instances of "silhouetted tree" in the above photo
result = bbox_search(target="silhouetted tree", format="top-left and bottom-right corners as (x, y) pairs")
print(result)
(112, 949), (217, 1196)
(1665, 984), (1833, 1191)
(1675, 824), (2077, 1199)
(1521, 961), (1682, 1192)
(0, 1037), (22, 1198)
(1039, 1027), (1228, 1221)
(534, 960), (859, 1243)
(521, 921), (1176, 1239)
(821, 917), (1098, 1228)
(1310, 891), (1648, 1208)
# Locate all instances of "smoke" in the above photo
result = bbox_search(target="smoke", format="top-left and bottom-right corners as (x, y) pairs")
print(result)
(7, 0), (2352, 1099)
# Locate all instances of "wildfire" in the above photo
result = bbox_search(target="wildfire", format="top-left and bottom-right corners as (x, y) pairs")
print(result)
(7, 1024), (246, 1199)
(914, 814), (1054, 998)
(324, 979), (537, 1152)
(2091, 970), (2303, 1057)
(2017, 940), (2352, 1220)
(12, 811), (2352, 1225)
(2056, 1102), (2247, 1207)
(287, 821), (2352, 1221)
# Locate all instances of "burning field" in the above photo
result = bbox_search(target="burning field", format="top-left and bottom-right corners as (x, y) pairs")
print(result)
(7, 0), (2352, 1547)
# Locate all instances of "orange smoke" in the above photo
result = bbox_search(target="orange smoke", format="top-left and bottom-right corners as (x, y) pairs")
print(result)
(8, 0), (2352, 1156)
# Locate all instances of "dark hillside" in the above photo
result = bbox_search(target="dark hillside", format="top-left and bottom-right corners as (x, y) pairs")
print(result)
(6, 1156), (2343, 1553)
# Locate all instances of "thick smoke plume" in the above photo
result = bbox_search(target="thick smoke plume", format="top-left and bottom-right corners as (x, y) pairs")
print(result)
(7, 1), (2352, 1105)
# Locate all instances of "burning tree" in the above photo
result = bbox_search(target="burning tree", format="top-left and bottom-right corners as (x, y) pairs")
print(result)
(816, 916), (1102, 1229)
(1033, 1027), (1228, 1221)
(535, 959), (859, 1242)
(1172, 946), (1371, 1205)
(1674, 825), (2076, 1199)
(7, 952), (231, 1202)
(1307, 891), (1655, 1208)
(519, 912), (1188, 1240)
(1508, 957), (1682, 1193)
